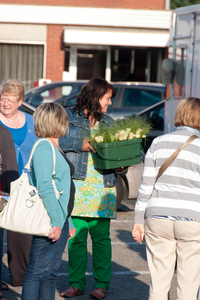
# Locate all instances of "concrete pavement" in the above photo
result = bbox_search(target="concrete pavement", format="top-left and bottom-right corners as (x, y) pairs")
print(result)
(1, 200), (177, 300)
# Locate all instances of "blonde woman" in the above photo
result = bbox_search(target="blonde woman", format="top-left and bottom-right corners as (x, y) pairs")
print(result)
(21, 102), (75, 300)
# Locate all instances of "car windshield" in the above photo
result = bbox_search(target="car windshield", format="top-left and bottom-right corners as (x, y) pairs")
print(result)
(27, 86), (73, 107)
(19, 103), (35, 115)
(137, 101), (164, 131)
(122, 88), (162, 107)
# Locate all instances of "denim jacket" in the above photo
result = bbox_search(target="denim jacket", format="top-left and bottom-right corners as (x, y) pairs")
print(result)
(59, 107), (118, 188)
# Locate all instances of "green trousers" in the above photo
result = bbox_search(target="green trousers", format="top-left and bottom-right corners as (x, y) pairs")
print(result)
(68, 216), (112, 293)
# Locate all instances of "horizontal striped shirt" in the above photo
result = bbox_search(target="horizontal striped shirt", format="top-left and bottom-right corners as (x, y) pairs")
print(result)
(134, 126), (200, 224)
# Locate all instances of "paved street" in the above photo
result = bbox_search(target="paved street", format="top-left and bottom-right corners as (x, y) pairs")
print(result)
(1, 200), (177, 300)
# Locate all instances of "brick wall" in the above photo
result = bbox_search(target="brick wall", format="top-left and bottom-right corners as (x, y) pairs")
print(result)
(0, 0), (165, 10)
(0, 0), (166, 82)
(46, 25), (65, 81)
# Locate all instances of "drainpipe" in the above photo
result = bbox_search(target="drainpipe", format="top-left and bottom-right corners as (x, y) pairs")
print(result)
(105, 47), (111, 82)
(165, 0), (170, 10)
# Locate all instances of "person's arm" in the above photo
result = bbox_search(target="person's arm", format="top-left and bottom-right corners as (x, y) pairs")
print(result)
(132, 224), (145, 244)
(68, 226), (76, 240)
(1, 126), (19, 192)
(31, 142), (66, 228)
(59, 109), (86, 153)
(113, 167), (128, 176)
(133, 144), (157, 225)
(68, 216), (74, 230)
(59, 134), (84, 153)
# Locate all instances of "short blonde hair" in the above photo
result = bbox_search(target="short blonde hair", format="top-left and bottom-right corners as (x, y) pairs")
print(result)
(174, 97), (200, 130)
(33, 102), (68, 138)
(0, 79), (25, 101)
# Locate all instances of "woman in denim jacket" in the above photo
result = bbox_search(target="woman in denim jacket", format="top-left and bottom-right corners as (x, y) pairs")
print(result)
(60, 78), (126, 300)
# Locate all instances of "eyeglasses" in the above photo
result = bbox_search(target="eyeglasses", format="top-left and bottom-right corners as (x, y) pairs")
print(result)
(0, 98), (18, 104)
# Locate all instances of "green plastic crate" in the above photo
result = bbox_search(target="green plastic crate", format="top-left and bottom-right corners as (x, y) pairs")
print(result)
(92, 138), (142, 169)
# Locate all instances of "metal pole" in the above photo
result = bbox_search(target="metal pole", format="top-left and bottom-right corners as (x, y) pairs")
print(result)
(165, 0), (170, 10)
(169, 12), (176, 133)
(105, 47), (111, 82)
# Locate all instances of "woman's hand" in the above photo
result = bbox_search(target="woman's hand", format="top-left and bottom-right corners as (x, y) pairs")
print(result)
(113, 166), (128, 173)
(48, 226), (62, 242)
(132, 224), (145, 244)
(68, 228), (76, 240)
(82, 139), (95, 153)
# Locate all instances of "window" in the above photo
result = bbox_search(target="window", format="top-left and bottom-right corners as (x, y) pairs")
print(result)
(29, 86), (73, 107)
(0, 44), (43, 91)
(63, 95), (77, 107)
(122, 88), (162, 108)
(77, 49), (106, 80)
(64, 48), (70, 72)
(110, 88), (118, 106)
(140, 102), (164, 131)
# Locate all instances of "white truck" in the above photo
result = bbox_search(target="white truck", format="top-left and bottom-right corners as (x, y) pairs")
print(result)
(162, 4), (200, 133)
(162, 6), (200, 299)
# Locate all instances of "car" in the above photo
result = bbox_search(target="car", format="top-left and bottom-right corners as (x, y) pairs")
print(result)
(137, 98), (165, 152)
(24, 81), (166, 119)
(19, 101), (36, 114)
(21, 95), (166, 208)
(24, 81), (87, 107)
(55, 81), (166, 119)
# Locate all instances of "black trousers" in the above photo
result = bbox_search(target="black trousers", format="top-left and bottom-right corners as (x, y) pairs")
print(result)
(7, 231), (32, 287)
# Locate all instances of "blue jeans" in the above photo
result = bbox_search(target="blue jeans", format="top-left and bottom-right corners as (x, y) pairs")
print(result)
(21, 219), (69, 300)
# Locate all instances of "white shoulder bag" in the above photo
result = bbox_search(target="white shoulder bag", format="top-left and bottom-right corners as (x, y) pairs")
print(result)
(0, 139), (60, 236)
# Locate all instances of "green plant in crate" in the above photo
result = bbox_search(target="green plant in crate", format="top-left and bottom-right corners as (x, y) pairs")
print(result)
(90, 117), (151, 169)
(91, 116), (151, 145)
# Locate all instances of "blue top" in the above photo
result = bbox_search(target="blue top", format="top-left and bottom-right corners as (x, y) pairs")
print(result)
(30, 139), (74, 229)
(1, 120), (27, 174)
(0, 112), (36, 175)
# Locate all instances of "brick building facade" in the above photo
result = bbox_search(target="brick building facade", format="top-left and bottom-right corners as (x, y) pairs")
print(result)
(0, 0), (171, 90)
(0, 0), (166, 9)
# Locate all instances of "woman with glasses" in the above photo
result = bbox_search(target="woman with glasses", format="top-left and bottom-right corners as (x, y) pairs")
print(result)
(0, 79), (36, 287)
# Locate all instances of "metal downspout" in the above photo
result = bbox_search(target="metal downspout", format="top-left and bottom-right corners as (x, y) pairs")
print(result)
(169, 12), (176, 133)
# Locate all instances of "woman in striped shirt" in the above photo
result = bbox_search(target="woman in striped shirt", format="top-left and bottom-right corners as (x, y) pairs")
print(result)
(132, 97), (200, 300)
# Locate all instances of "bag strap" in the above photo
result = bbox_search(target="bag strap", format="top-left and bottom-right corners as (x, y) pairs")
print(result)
(156, 135), (198, 181)
(24, 138), (56, 177)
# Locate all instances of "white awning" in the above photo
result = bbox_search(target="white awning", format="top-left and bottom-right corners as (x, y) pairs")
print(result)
(64, 27), (169, 48)
(0, 5), (171, 30)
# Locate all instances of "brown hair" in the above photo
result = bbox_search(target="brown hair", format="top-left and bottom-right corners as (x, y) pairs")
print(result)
(174, 97), (200, 130)
(0, 79), (25, 101)
(74, 77), (116, 120)
(33, 102), (68, 138)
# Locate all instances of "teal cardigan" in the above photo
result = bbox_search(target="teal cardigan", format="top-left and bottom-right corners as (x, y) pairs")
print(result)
(29, 139), (74, 230)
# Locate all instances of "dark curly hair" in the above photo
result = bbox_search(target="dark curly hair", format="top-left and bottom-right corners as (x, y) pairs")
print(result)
(74, 78), (116, 120)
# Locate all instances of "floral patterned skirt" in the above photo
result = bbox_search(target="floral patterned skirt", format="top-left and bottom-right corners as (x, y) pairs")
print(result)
(72, 153), (116, 218)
